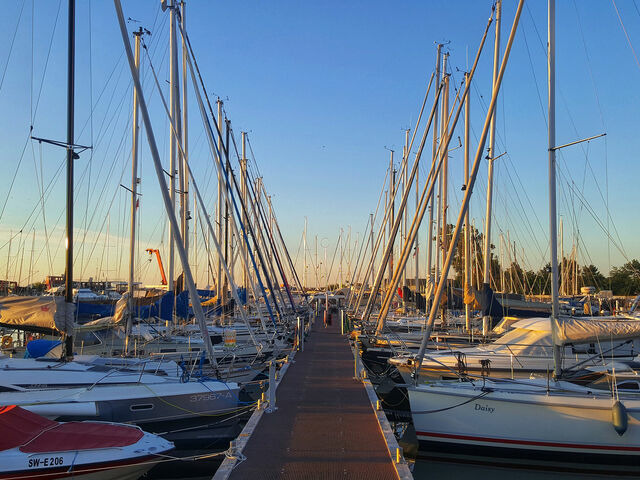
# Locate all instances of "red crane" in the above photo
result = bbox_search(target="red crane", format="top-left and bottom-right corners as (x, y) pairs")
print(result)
(145, 249), (167, 286)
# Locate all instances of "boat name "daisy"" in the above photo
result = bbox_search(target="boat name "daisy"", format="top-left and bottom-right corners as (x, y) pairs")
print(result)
(474, 403), (495, 413)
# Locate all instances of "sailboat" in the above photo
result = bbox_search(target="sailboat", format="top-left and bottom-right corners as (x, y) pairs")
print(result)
(406, 0), (640, 470)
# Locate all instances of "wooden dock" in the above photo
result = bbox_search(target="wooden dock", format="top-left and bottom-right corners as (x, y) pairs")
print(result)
(214, 313), (411, 480)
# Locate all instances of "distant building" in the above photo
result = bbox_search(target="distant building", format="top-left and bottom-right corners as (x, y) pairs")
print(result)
(45, 275), (65, 290)
(0, 280), (18, 293)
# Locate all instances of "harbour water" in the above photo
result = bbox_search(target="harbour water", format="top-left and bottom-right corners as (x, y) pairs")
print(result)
(413, 458), (626, 480)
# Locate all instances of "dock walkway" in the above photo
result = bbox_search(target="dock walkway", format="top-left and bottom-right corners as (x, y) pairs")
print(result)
(225, 315), (401, 480)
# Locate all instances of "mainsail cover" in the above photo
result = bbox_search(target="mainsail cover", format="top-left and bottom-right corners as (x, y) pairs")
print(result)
(0, 296), (75, 334)
(554, 316), (640, 346)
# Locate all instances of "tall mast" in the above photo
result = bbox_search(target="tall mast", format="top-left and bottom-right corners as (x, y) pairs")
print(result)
(426, 44), (442, 302)
(347, 226), (352, 285)
(223, 118), (231, 306)
(464, 71), (471, 332)
(440, 53), (449, 326)
(388, 151), (395, 290)
(28, 230), (35, 288)
(126, 27), (142, 355)
(303, 217), (307, 290)
(413, 132), (419, 304)
(241, 132), (249, 291)
(64, 0), (76, 359)
(369, 213), (375, 290)
(180, 1), (189, 260)
(339, 228), (344, 288)
(216, 99), (223, 301)
(402, 129), (409, 299)
(167, 2), (178, 293)
(482, 0), (501, 335)
(548, 0), (562, 377)
(560, 216), (564, 296)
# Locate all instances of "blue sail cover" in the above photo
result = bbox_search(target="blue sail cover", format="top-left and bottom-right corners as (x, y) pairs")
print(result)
(77, 287), (247, 322)
(76, 302), (116, 318)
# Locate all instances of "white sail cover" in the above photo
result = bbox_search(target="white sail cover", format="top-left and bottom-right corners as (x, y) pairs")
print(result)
(76, 293), (128, 332)
(554, 316), (640, 346)
(0, 296), (75, 334)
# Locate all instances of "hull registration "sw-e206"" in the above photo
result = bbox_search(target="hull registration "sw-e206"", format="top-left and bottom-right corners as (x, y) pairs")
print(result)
(28, 456), (65, 468)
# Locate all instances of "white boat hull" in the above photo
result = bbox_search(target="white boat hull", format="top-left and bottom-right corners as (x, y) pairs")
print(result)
(408, 379), (640, 466)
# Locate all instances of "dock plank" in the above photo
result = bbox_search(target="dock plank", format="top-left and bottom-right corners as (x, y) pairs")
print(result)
(226, 316), (400, 480)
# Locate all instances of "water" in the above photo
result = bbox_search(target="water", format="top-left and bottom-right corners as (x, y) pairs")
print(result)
(412, 456), (632, 479)
(397, 424), (637, 479)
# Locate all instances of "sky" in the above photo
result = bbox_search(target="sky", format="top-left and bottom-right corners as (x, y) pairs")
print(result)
(1, 0), (640, 288)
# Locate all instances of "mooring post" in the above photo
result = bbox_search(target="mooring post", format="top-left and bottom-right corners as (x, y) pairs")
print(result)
(297, 316), (304, 352)
(340, 309), (345, 335)
(266, 360), (277, 413)
(354, 346), (362, 380)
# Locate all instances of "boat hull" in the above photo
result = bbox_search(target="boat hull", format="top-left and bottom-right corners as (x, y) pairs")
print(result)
(1, 456), (156, 480)
(408, 380), (640, 468)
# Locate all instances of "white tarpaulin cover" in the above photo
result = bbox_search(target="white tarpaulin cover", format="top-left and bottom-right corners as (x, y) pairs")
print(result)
(0, 296), (75, 334)
(554, 316), (640, 346)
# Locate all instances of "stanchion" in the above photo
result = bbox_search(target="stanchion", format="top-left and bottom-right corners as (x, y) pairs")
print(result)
(354, 346), (362, 380)
(266, 360), (277, 413)
(297, 316), (304, 352)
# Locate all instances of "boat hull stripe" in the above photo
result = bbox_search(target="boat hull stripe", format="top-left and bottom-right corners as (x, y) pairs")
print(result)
(415, 431), (640, 452)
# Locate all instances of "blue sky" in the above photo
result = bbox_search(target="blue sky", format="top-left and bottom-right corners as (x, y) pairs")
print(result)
(1, 0), (639, 287)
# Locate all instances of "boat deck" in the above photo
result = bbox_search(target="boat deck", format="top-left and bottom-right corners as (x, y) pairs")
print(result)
(224, 314), (401, 480)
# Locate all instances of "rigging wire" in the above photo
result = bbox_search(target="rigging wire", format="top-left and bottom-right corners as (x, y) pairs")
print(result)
(612, 0), (640, 72)
(0, 0), (26, 93)
(0, 0), (62, 225)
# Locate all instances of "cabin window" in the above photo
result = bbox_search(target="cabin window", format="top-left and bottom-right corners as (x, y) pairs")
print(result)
(618, 381), (640, 391)
(130, 403), (155, 411)
(160, 348), (176, 353)
(570, 343), (596, 355)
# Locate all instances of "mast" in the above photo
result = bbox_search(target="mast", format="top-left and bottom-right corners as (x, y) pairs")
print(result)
(303, 217), (307, 290)
(339, 228), (344, 288)
(216, 99), (223, 301)
(402, 129), (409, 300)
(347, 226), (352, 285)
(180, 1), (189, 259)
(481, 0), (502, 335)
(414, 137), (419, 305)
(241, 132), (249, 291)
(64, 0), (75, 359)
(560, 216), (564, 296)
(464, 71), (471, 331)
(126, 27), (142, 355)
(167, 2), (178, 293)
(548, 0), (562, 377)
(28, 230), (35, 288)
(440, 53), (449, 326)
(426, 44), (442, 303)
(223, 118), (231, 307)
(369, 213), (375, 289)
(5, 233), (11, 295)
(388, 151), (395, 290)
